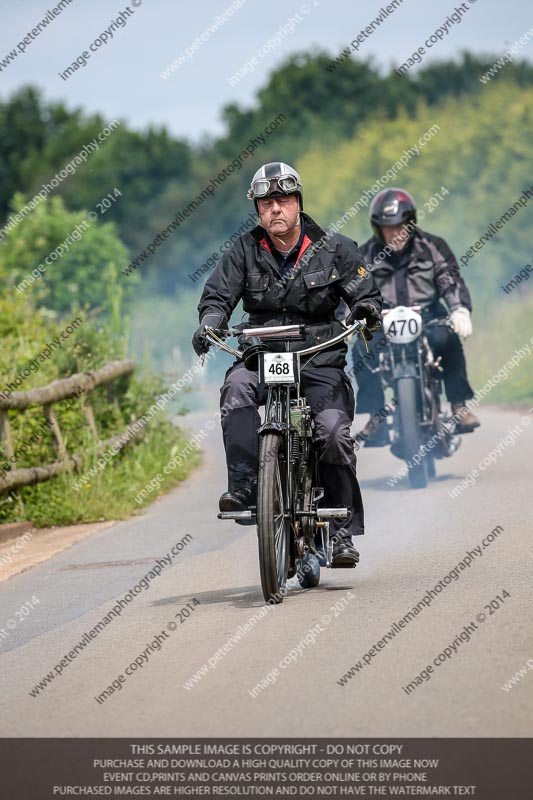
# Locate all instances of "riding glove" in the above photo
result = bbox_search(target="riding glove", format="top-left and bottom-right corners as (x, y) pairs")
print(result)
(449, 307), (473, 339)
(192, 313), (227, 356)
(347, 303), (382, 334)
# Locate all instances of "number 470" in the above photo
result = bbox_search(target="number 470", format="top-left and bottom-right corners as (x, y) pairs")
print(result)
(388, 318), (419, 335)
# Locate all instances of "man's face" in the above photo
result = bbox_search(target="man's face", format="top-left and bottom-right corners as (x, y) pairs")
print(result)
(381, 223), (410, 251)
(257, 194), (300, 238)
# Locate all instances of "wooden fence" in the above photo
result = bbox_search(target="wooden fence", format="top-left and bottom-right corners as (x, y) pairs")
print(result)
(0, 359), (139, 495)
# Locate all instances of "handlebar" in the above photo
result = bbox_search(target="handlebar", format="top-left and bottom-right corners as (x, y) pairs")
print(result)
(203, 319), (368, 360)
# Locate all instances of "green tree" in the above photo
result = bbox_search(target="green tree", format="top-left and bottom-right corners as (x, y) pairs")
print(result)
(0, 86), (192, 257)
(0, 86), (108, 219)
(59, 125), (192, 255)
(0, 194), (136, 315)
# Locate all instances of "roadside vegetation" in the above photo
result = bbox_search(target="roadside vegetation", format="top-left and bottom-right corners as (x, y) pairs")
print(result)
(0, 201), (196, 525)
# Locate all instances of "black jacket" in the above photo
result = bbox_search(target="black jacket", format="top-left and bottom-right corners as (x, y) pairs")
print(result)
(360, 227), (472, 319)
(197, 212), (382, 368)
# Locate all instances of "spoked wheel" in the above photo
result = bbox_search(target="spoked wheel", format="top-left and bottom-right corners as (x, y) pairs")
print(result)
(257, 433), (290, 603)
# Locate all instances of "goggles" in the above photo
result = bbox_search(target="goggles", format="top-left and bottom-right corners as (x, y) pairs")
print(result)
(382, 199), (399, 217)
(247, 174), (300, 200)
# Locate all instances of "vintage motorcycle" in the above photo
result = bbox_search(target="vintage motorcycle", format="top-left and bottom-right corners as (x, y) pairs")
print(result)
(204, 320), (367, 604)
(357, 305), (462, 489)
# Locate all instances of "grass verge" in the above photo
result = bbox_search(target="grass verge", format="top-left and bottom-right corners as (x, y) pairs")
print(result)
(0, 421), (200, 527)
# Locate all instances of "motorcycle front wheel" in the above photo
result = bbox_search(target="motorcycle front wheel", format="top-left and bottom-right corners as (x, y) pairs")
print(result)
(397, 377), (428, 489)
(257, 433), (290, 603)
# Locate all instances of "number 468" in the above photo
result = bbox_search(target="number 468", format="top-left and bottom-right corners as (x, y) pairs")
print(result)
(268, 362), (290, 375)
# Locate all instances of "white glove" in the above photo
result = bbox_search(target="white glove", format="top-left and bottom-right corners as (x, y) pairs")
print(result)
(449, 307), (472, 339)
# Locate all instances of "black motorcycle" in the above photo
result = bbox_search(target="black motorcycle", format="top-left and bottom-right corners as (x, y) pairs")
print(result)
(204, 320), (367, 603)
(355, 305), (461, 489)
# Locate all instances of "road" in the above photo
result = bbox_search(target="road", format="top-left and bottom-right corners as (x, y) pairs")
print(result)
(0, 406), (532, 737)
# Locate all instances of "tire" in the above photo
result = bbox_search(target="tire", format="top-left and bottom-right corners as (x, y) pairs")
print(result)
(257, 433), (290, 603)
(425, 452), (437, 479)
(396, 377), (427, 489)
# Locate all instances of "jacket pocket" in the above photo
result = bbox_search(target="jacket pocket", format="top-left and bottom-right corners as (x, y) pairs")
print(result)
(245, 273), (270, 292)
(301, 266), (340, 315)
(243, 272), (271, 311)
(302, 265), (340, 289)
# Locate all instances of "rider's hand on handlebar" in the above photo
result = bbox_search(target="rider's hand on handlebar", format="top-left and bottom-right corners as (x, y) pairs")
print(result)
(192, 313), (228, 356)
(346, 303), (382, 339)
(449, 307), (473, 339)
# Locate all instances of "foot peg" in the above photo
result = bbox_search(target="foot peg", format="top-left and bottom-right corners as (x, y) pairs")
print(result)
(217, 508), (257, 527)
(317, 508), (349, 519)
(218, 510), (253, 520)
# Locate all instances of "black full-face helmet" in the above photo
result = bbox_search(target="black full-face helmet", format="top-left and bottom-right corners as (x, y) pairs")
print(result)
(247, 162), (303, 212)
(370, 188), (417, 241)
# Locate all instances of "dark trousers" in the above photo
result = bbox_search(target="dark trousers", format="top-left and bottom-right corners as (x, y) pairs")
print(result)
(352, 326), (474, 415)
(219, 363), (365, 538)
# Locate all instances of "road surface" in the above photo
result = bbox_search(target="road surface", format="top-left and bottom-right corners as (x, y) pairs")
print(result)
(0, 406), (532, 737)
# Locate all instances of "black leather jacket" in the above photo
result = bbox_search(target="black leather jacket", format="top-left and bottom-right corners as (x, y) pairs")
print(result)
(360, 227), (472, 320)
(197, 212), (382, 368)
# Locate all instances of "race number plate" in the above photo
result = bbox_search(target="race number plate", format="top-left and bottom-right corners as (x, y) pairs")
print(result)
(261, 352), (298, 384)
(383, 306), (423, 344)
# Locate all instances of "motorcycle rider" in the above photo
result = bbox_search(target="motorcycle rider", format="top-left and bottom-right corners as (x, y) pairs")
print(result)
(353, 187), (480, 445)
(192, 162), (382, 567)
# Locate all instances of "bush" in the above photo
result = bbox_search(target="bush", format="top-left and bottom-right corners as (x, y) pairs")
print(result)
(0, 193), (138, 315)
(0, 290), (197, 525)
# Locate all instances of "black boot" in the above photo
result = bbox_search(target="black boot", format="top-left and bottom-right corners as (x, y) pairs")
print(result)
(219, 488), (253, 512)
(331, 534), (360, 568)
(219, 480), (257, 526)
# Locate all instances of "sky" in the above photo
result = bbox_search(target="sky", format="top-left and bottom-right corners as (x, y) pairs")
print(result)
(2, 0), (533, 142)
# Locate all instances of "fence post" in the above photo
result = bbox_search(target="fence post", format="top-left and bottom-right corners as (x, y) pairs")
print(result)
(43, 405), (67, 460)
(0, 410), (14, 462)
(0, 410), (26, 514)
(82, 400), (99, 441)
